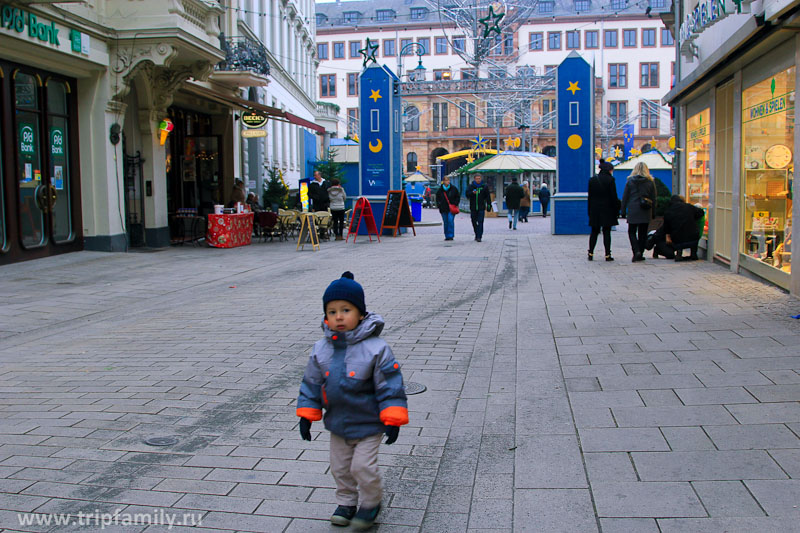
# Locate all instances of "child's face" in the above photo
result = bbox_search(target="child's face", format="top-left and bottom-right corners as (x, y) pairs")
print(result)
(325, 300), (365, 332)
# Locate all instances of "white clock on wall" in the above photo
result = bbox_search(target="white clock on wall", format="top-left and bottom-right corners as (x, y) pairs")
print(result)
(765, 144), (792, 169)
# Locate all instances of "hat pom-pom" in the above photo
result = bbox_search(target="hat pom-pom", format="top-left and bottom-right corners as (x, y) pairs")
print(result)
(341, 271), (354, 280)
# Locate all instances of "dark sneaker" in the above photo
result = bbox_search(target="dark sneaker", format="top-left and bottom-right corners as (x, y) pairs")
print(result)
(330, 505), (357, 526)
(350, 504), (381, 530)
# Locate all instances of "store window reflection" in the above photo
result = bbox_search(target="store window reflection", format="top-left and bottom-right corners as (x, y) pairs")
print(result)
(741, 67), (794, 274)
(686, 108), (710, 238)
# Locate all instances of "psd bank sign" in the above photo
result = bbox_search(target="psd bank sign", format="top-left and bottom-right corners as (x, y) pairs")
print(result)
(1, 4), (60, 46)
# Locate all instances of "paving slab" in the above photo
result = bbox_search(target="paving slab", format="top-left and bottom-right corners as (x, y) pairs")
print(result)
(1, 214), (799, 531)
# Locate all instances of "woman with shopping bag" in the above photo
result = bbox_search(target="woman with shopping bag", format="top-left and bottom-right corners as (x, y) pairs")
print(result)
(436, 175), (460, 241)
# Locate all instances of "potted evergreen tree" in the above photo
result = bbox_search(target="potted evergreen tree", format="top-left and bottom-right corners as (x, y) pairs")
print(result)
(314, 148), (345, 185)
(263, 167), (289, 212)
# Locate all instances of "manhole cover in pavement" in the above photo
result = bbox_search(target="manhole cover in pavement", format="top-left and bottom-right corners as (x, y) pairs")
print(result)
(405, 382), (427, 395)
(144, 436), (178, 447)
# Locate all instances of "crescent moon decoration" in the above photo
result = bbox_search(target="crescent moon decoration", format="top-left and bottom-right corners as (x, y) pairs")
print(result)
(369, 139), (383, 153)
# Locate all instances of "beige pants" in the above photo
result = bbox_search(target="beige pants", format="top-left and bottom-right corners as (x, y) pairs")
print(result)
(329, 432), (383, 508)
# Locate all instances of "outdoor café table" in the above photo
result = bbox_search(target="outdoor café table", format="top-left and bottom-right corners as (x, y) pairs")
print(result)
(206, 213), (253, 248)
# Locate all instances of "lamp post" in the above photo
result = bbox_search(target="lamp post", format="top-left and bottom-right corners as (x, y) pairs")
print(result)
(397, 42), (427, 82)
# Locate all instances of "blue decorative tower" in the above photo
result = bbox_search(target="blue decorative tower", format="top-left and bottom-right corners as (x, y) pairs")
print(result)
(358, 64), (403, 229)
(552, 51), (594, 235)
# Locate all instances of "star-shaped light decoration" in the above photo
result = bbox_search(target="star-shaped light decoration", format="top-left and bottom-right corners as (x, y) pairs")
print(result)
(613, 146), (622, 158)
(359, 37), (380, 68)
(369, 89), (381, 102)
(649, 136), (658, 148)
(466, 153), (475, 163)
(479, 5), (505, 39)
(566, 81), (580, 95)
(595, 147), (603, 157)
(630, 148), (642, 156)
(415, 165), (422, 172)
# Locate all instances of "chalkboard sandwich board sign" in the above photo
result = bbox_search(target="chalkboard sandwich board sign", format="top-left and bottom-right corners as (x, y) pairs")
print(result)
(297, 212), (320, 251)
(380, 190), (416, 237)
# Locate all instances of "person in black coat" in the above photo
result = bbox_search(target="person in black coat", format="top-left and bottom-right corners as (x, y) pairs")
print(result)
(466, 174), (491, 242)
(587, 160), (620, 261)
(661, 195), (705, 261)
(537, 183), (551, 217)
(309, 171), (330, 211)
(435, 175), (460, 241)
(504, 177), (524, 230)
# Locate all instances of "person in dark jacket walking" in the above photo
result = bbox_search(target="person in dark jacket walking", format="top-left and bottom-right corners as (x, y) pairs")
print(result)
(309, 171), (330, 211)
(297, 272), (409, 530)
(587, 160), (620, 261)
(435, 175), (460, 240)
(504, 176), (524, 230)
(537, 183), (551, 217)
(466, 174), (491, 242)
(621, 162), (657, 262)
(661, 195), (705, 261)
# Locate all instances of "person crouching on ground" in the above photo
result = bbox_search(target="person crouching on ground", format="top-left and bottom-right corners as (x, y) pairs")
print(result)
(661, 194), (705, 261)
(466, 174), (491, 242)
(296, 272), (409, 530)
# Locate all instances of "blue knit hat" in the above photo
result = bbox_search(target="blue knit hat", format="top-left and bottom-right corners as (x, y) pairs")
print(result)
(323, 271), (366, 315)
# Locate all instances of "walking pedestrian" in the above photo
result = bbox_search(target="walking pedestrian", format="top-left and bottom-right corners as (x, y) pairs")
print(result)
(538, 182), (551, 217)
(436, 176), (460, 241)
(296, 272), (409, 530)
(587, 160), (620, 261)
(519, 182), (531, 222)
(466, 173), (491, 242)
(328, 178), (346, 240)
(620, 162), (657, 262)
(504, 176), (524, 230)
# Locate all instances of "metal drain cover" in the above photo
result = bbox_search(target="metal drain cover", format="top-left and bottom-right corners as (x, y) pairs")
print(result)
(144, 436), (178, 447)
(404, 382), (427, 395)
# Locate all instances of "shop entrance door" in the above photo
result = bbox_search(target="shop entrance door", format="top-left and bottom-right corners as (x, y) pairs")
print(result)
(13, 70), (78, 255)
(184, 136), (221, 212)
(123, 150), (146, 247)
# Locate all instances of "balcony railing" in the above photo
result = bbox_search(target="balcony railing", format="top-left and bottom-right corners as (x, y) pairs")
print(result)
(216, 34), (270, 77)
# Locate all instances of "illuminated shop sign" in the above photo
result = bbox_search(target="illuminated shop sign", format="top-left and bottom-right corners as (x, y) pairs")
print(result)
(679, 0), (751, 44)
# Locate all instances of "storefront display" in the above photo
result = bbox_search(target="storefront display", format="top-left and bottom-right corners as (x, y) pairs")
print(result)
(686, 108), (710, 238)
(741, 67), (794, 274)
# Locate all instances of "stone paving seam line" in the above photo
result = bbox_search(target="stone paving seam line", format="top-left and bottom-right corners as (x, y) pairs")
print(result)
(528, 235), (603, 533)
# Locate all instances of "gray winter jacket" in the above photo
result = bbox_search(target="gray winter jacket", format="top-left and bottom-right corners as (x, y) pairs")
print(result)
(297, 313), (409, 439)
(621, 175), (656, 225)
(328, 186), (346, 211)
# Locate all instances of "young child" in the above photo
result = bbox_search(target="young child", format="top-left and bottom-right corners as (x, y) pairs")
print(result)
(297, 271), (409, 530)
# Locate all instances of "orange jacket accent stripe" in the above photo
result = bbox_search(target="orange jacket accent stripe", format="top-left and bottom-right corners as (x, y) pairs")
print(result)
(380, 406), (409, 426)
(296, 407), (322, 421)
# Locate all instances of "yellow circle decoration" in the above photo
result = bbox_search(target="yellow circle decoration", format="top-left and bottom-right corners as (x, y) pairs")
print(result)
(567, 134), (583, 150)
(668, 136), (676, 150)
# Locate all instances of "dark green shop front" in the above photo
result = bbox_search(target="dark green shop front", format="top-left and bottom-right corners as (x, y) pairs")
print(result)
(0, 59), (81, 264)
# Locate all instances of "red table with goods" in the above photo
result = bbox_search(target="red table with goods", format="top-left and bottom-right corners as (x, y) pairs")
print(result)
(206, 213), (253, 248)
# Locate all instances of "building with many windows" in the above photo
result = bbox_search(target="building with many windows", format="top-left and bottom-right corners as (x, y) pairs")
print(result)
(315, 0), (675, 179)
(0, 0), (322, 264)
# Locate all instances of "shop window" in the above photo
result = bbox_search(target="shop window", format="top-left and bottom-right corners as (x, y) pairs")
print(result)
(742, 67), (795, 274)
(686, 108), (710, 238)
(0, 89), (4, 252)
(14, 71), (45, 248)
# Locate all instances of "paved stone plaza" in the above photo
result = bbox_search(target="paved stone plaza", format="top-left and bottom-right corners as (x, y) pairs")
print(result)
(1, 210), (799, 532)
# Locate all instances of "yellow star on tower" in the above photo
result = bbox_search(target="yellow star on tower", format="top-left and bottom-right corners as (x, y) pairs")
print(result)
(415, 165), (421, 172)
(369, 90), (382, 102)
(567, 81), (580, 95)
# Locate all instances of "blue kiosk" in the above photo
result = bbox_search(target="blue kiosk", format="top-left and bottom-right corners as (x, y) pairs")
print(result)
(358, 63), (403, 233)
(552, 52), (594, 235)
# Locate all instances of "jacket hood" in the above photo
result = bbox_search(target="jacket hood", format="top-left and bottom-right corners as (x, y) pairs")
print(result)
(629, 174), (651, 183)
(320, 312), (385, 344)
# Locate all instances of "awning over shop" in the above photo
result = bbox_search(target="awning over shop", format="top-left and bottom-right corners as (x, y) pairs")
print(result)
(436, 148), (498, 161)
(182, 83), (325, 134)
(463, 152), (557, 174)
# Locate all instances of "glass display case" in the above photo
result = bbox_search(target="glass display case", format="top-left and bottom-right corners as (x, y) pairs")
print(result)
(686, 109), (710, 238)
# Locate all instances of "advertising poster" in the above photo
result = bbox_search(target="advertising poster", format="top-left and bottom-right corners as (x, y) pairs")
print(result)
(53, 166), (64, 190)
